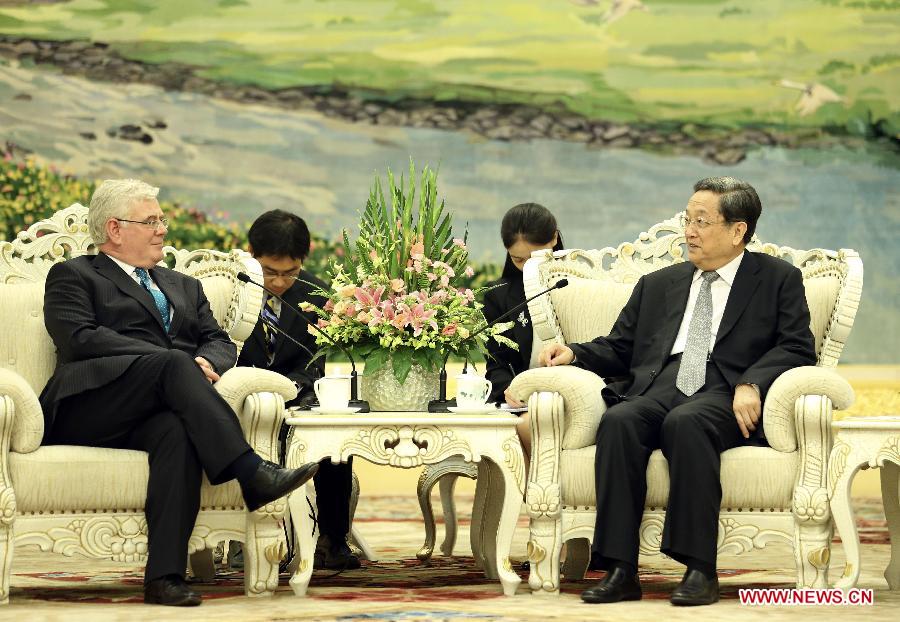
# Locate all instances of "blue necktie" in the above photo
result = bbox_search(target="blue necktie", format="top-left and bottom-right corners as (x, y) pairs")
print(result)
(135, 268), (171, 332)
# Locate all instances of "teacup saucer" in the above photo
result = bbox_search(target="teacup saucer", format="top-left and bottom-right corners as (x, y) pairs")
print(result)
(310, 406), (363, 414)
(447, 405), (499, 414)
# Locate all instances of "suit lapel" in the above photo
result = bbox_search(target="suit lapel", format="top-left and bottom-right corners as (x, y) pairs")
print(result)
(151, 267), (183, 336)
(94, 253), (163, 328)
(716, 251), (761, 345)
(660, 262), (695, 360)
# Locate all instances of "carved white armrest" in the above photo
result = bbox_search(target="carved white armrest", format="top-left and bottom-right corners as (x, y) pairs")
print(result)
(0, 368), (44, 454)
(763, 366), (854, 453)
(215, 367), (298, 462)
(508, 366), (606, 450)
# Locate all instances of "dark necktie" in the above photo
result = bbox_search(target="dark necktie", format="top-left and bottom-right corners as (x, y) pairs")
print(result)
(134, 268), (171, 332)
(261, 295), (279, 358)
(676, 270), (719, 396)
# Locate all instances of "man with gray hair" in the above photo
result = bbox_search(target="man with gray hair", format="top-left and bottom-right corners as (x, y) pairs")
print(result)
(39, 179), (320, 606)
(536, 177), (816, 605)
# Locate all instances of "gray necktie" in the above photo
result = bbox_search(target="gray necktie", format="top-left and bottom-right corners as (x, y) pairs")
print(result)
(676, 271), (719, 396)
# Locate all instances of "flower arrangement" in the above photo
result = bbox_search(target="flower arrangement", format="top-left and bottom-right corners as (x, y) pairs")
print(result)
(303, 160), (515, 384)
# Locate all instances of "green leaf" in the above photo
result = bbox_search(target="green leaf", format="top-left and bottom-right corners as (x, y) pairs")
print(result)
(411, 348), (432, 373)
(364, 348), (390, 375)
(425, 347), (443, 371)
(391, 348), (414, 384)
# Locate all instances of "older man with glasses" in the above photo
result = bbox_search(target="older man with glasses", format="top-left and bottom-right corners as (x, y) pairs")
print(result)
(38, 179), (321, 606)
(538, 177), (816, 606)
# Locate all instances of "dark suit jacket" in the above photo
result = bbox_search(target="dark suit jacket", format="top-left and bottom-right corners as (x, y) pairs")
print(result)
(569, 251), (817, 402)
(237, 270), (326, 404)
(39, 252), (237, 431)
(483, 276), (533, 403)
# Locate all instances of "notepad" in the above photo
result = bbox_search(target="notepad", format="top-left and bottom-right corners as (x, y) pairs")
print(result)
(499, 404), (528, 414)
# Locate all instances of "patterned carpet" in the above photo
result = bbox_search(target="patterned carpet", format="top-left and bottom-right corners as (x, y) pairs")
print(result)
(6, 495), (898, 621)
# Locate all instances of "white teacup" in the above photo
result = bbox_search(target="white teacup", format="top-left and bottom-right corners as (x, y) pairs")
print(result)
(314, 375), (351, 410)
(455, 371), (492, 409)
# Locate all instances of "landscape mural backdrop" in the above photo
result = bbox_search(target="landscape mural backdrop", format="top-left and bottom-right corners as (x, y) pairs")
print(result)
(0, 0), (897, 362)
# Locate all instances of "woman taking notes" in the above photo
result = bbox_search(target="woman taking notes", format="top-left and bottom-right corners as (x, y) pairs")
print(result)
(483, 203), (563, 457)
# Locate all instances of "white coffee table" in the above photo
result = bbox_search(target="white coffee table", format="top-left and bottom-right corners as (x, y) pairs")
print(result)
(284, 410), (526, 596)
(828, 415), (900, 589)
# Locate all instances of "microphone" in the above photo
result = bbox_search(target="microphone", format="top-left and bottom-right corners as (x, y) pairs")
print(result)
(237, 272), (370, 412)
(428, 277), (569, 412)
(258, 316), (323, 409)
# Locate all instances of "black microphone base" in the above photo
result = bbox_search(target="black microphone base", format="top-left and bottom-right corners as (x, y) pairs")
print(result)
(427, 397), (457, 413)
(349, 399), (370, 413)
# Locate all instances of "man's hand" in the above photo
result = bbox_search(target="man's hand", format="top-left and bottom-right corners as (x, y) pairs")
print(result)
(538, 343), (575, 367)
(195, 356), (220, 383)
(504, 387), (525, 408)
(732, 384), (761, 439)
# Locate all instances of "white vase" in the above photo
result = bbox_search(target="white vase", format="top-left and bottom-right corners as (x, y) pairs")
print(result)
(360, 358), (440, 412)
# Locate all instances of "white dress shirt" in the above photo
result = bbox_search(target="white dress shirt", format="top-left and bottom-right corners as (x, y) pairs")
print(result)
(670, 252), (745, 355)
(107, 255), (173, 322)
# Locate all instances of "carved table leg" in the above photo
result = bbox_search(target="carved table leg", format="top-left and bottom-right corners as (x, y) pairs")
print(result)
(832, 458), (863, 589)
(470, 460), (492, 571)
(489, 456), (524, 596)
(439, 474), (461, 557)
(476, 460), (503, 579)
(881, 460), (900, 590)
(416, 458), (478, 561)
(288, 486), (317, 596)
(416, 467), (440, 562)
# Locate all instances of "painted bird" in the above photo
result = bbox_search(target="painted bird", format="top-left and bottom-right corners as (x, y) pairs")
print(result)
(603, 0), (650, 24)
(777, 79), (844, 116)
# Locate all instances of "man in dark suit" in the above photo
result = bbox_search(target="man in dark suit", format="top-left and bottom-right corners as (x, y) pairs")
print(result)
(538, 177), (816, 606)
(236, 209), (359, 571)
(39, 179), (320, 607)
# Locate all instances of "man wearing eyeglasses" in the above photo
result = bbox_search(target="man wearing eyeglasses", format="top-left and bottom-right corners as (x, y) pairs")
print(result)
(535, 177), (816, 606)
(234, 209), (360, 572)
(38, 179), (321, 606)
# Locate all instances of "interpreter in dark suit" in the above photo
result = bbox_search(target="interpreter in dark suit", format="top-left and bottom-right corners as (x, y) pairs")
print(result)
(538, 177), (816, 606)
(236, 209), (359, 571)
(39, 179), (320, 607)
(484, 202), (562, 459)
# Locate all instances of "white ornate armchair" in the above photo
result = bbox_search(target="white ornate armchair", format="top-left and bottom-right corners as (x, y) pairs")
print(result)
(507, 214), (863, 594)
(0, 203), (300, 603)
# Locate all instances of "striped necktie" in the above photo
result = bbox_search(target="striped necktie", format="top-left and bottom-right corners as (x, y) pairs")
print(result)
(134, 268), (171, 332)
(675, 270), (719, 396)
(261, 295), (279, 357)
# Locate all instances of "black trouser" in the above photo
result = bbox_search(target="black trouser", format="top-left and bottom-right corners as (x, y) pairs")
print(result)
(46, 350), (253, 582)
(591, 355), (746, 571)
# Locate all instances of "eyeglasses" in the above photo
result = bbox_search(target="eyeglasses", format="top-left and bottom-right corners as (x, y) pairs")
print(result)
(262, 268), (302, 281)
(116, 217), (169, 232)
(680, 215), (729, 230)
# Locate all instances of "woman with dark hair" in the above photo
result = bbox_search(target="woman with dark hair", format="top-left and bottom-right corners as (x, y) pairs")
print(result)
(483, 202), (563, 457)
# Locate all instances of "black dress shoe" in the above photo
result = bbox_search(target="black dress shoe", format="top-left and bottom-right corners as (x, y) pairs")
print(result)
(317, 539), (361, 570)
(670, 568), (719, 606)
(581, 566), (642, 603)
(242, 460), (319, 512)
(144, 575), (201, 606)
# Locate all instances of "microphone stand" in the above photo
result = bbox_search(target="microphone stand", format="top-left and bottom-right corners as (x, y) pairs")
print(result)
(427, 278), (569, 413)
(238, 273), (370, 412)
